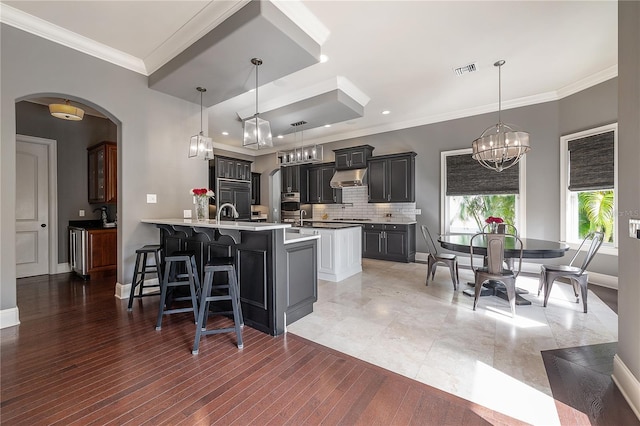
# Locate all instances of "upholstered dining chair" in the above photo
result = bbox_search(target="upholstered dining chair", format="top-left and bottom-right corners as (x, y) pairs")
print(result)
(420, 225), (459, 290)
(538, 231), (604, 313)
(470, 232), (523, 317)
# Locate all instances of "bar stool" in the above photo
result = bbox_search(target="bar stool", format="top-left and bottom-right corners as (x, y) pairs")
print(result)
(128, 245), (163, 311)
(192, 257), (243, 354)
(155, 251), (200, 330)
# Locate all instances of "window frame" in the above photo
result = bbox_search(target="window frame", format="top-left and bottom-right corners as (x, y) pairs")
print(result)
(440, 148), (527, 236)
(560, 123), (618, 255)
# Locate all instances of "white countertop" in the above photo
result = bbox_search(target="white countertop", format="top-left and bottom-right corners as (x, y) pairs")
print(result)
(302, 219), (417, 225)
(141, 218), (291, 231)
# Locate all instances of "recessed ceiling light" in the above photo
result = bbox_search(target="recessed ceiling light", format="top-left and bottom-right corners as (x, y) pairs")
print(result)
(221, 131), (229, 136)
(320, 54), (329, 63)
(277, 135), (284, 139)
(324, 124), (331, 128)
(382, 110), (391, 115)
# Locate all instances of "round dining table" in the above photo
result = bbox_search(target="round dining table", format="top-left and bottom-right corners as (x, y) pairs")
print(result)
(438, 234), (570, 305)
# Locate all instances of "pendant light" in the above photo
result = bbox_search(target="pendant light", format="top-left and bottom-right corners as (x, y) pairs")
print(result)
(189, 87), (214, 160)
(243, 58), (272, 149)
(277, 121), (323, 166)
(471, 60), (530, 172)
(49, 99), (84, 121)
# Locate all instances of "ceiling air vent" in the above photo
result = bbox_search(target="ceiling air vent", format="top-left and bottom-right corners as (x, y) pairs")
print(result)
(454, 62), (478, 76)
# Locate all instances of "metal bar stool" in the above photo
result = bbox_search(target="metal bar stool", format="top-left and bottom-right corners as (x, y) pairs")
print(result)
(127, 245), (163, 311)
(192, 257), (243, 354)
(155, 251), (200, 330)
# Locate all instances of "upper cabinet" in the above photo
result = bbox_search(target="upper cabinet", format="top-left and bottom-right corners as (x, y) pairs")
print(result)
(333, 145), (374, 170)
(368, 152), (417, 203)
(88, 141), (117, 204)
(306, 163), (341, 204)
(212, 156), (252, 181)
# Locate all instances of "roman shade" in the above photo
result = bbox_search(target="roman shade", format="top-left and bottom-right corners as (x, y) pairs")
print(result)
(568, 131), (615, 191)
(446, 153), (519, 196)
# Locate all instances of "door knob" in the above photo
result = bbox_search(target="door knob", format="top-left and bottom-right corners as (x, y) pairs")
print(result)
(41, 223), (47, 228)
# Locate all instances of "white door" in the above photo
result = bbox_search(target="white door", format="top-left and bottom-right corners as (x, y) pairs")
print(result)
(16, 140), (49, 277)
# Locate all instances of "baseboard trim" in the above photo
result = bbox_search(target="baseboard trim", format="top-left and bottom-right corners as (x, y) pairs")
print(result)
(0, 307), (20, 329)
(56, 262), (72, 274)
(612, 354), (640, 420)
(114, 278), (160, 300)
(416, 251), (618, 289)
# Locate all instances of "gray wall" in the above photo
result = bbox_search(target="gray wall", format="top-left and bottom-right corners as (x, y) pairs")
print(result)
(1, 24), (209, 310)
(16, 101), (117, 263)
(617, 0), (640, 398)
(254, 80), (618, 277)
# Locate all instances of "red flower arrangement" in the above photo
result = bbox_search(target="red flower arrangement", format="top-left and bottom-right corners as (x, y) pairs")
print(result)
(485, 216), (504, 224)
(190, 188), (214, 198)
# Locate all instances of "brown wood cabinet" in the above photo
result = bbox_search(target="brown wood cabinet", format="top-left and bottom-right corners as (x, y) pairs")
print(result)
(87, 228), (117, 274)
(88, 141), (117, 204)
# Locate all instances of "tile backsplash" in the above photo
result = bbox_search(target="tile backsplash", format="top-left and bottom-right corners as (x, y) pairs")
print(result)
(311, 186), (417, 222)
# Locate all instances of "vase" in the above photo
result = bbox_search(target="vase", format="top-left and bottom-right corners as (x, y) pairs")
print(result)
(195, 197), (208, 221)
(489, 222), (498, 233)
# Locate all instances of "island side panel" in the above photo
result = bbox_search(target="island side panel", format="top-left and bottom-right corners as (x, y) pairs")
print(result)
(283, 240), (318, 325)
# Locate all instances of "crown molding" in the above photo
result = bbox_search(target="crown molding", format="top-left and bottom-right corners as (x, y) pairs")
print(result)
(0, 3), (147, 75)
(556, 64), (618, 99)
(272, 0), (330, 46)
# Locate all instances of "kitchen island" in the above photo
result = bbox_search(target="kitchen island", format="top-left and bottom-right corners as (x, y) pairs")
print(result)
(141, 219), (319, 336)
(294, 223), (362, 282)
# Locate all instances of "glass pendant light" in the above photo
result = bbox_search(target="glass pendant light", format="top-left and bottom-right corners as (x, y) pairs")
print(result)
(243, 58), (272, 149)
(189, 87), (214, 160)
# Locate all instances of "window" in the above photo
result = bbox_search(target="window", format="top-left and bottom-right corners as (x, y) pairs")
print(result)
(560, 123), (617, 251)
(441, 148), (526, 235)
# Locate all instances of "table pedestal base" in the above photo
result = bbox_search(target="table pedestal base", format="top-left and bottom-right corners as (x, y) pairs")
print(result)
(463, 281), (532, 306)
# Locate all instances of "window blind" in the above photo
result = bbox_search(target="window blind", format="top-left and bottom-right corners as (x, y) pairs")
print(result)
(568, 130), (615, 191)
(446, 153), (519, 196)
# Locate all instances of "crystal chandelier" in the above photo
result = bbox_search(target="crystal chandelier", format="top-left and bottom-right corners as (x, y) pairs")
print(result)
(188, 87), (214, 160)
(243, 58), (272, 149)
(472, 60), (530, 172)
(277, 121), (323, 166)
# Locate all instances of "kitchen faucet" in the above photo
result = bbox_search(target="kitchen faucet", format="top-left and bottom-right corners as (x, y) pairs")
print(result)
(216, 203), (239, 223)
(299, 209), (306, 225)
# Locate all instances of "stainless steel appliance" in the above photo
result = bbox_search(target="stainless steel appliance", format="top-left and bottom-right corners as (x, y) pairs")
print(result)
(69, 226), (88, 278)
(281, 192), (300, 223)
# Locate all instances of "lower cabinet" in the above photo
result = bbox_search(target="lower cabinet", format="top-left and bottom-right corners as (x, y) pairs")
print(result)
(362, 223), (416, 263)
(299, 226), (362, 282)
(87, 229), (117, 274)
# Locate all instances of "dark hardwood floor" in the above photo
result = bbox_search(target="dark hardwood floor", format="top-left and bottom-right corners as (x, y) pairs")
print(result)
(2, 273), (529, 425)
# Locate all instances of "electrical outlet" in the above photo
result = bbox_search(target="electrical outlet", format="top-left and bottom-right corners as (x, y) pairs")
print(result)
(183, 209), (192, 219)
(79, 210), (85, 217)
(146, 194), (157, 203)
(415, 209), (421, 215)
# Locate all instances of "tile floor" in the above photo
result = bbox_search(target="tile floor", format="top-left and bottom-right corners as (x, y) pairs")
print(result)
(286, 258), (619, 426)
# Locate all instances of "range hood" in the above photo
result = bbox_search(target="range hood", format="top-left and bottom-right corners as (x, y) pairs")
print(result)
(330, 168), (367, 188)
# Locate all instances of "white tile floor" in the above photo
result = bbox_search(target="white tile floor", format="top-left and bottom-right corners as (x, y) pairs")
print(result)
(286, 258), (619, 426)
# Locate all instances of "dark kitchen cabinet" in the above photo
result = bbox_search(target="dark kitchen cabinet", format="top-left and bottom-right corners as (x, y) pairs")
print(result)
(218, 181), (251, 220)
(251, 172), (261, 205)
(306, 163), (341, 204)
(211, 156), (252, 181)
(281, 165), (300, 193)
(333, 145), (374, 170)
(87, 141), (117, 204)
(362, 223), (415, 263)
(368, 152), (416, 203)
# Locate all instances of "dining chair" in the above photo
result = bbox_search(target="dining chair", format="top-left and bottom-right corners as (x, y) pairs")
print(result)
(538, 231), (604, 313)
(420, 225), (458, 290)
(470, 232), (523, 317)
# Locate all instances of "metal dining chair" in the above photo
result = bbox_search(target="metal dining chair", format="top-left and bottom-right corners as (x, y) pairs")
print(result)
(470, 232), (523, 317)
(420, 225), (458, 290)
(538, 231), (604, 313)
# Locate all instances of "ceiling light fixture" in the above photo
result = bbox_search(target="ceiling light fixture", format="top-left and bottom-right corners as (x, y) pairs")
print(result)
(243, 58), (272, 149)
(188, 87), (214, 160)
(49, 100), (84, 121)
(472, 60), (530, 172)
(277, 121), (323, 166)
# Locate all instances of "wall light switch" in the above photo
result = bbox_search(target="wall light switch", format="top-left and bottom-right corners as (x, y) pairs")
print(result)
(183, 209), (192, 219)
(146, 194), (157, 203)
(629, 218), (640, 238)
(79, 209), (85, 217)
(415, 209), (422, 215)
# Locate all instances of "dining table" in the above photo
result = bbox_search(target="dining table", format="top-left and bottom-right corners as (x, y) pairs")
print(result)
(438, 234), (570, 305)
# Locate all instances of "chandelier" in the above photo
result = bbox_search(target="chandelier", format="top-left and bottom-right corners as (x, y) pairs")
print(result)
(243, 58), (272, 149)
(277, 121), (323, 166)
(188, 87), (214, 160)
(472, 60), (530, 172)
